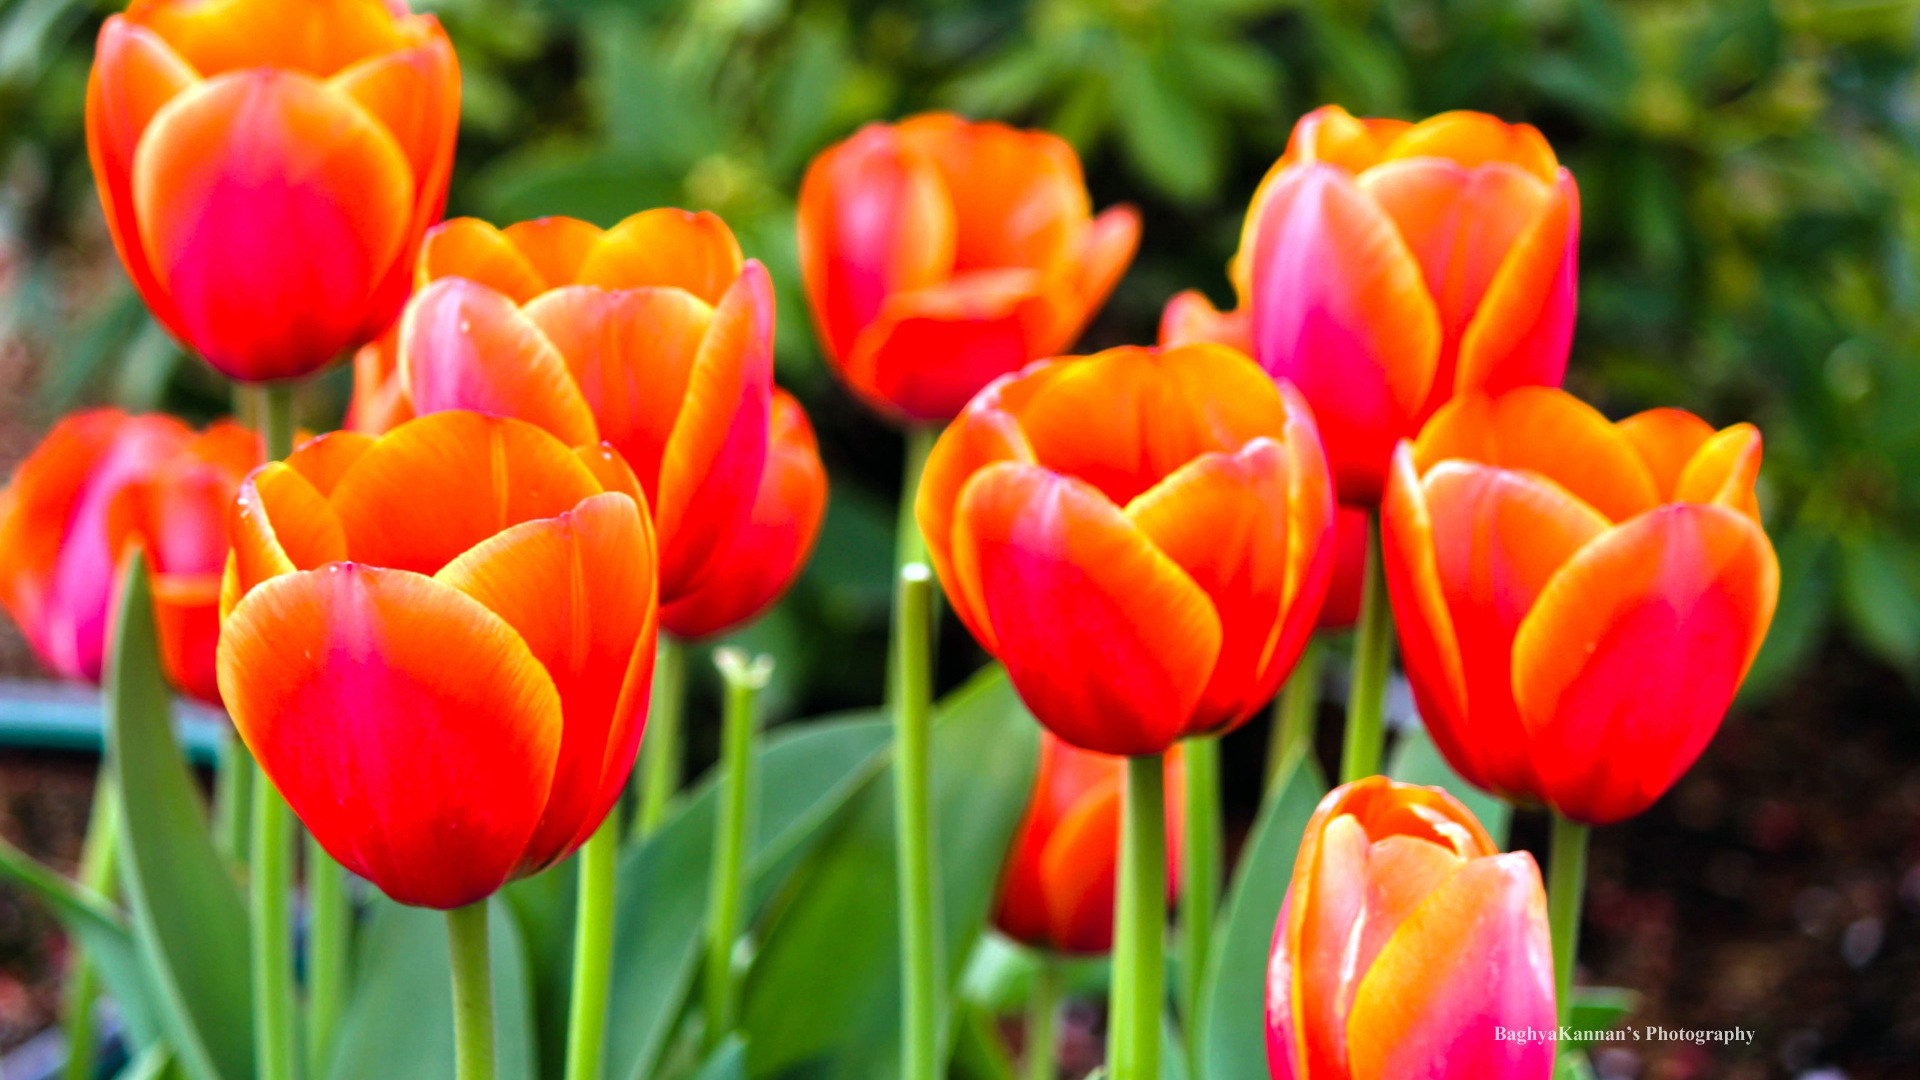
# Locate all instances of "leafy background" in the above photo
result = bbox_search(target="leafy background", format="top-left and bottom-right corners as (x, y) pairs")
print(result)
(0, 0), (1918, 1077)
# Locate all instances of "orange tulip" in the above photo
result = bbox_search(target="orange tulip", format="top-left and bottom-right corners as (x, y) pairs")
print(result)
(348, 210), (779, 606)
(0, 410), (255, 702)
(797, 113), (1140, 422)
(1267, 777), (1555, 1080)
(1383, 387), (1779, 825)
(916, 343), (1336, 757)
(995, 731), (1186, 955)
(86, 0), (459, 383)
(216, 412), (659, 909)
(1181, 106), (1579, 505)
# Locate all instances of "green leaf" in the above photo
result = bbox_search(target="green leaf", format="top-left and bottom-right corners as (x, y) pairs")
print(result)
(1197, 752), (1326, 1080)
(105, 553), (252, 1080)
(739, 667), (1040, 1080)
(948, 999), (1016, 1080)
(1107, 43), (1224, 203)
(604, 714), (896, 1080)
(113, 1044), (181, 1080)
(1569, 985), (1639, 1031)
(322, 898), (538, 1080)
(692, 1035), (747, 1080)
(1838, 530), (1920, 676)
(1387, 726), (1513, 847)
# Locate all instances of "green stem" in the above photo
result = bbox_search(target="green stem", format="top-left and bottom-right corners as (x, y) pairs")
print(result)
(1547, 814), (1590, 1058)
(213, 728), (253, 869)
(62, 777), (120, 1080)
(257, 382), (296, 460)
(1109, 755), (1166, 1080)
(1267, 638), (1323, 784)
(1180, 738), (1219, 1080)
(1025, 958), (1058, 1080)
(894, 566), (941, 1080)
(1339, 514), (1394, 784)
(250, 778), (295, 1080)
(564, 816), (618, 1080)
(703, 649), (771, 1048)
(895, 427), (937, 575)
(447, 902), (497, 1080)
(307, 835), (350, 1079)
(635, 636), (687, 840)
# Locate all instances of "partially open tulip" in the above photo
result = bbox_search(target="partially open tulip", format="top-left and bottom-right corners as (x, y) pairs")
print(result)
(0, 410), (255, 702)
(995, 732), (1186, 954)
(1267, 777), (1554, 1080)
(916, 343), (1335, 757)
(1383, 387), (1779, 825)
(349, 210), (775, 605)
(1220, 106), (1579, 504)
(798, 113), (1140, 422)
(217, 412), (659, 909)
(86, 0), (459, 383)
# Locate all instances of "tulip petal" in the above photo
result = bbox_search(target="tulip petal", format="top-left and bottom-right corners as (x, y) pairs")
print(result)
(1454, 171), (1578, 402)
(504, 217), (606, 291)
(285, 430), (376, 496)
(1674, 423), (1763, 524)
(1616, 407), (1716, 498)
(842, 273), (1041, 422)
(132, 69), (414, 379)
(1157, 289), (1251, 354)
(348, 333), (414, 433)
(1036, 778), (1122, 954)
(230, 463), (347, 598)
(1065, 204), (1141, 346)
(217, 564), (563, 909)
(416, 218), (548, 303)
(398, 278), (600, 448)
(1415, 388), (1659, 523)
(1512, 505), (1779, 824)
(151, 571), (222, 704)
(896, 113), (1091, 276)
(328, 412), (608, 575)
(125, 0), (414, 77)
(950, 463), (1221, 756)
(574, 209), (744, 306)
(437, 491), (658, 869)
(1381, 111), (1559, 184)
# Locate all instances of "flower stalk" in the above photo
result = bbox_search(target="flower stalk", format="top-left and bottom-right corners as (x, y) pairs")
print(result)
(894, 565), (942, 1080)
(1340, 515), (1394, 783)
(1109, 754), (1167, 1080)
(704, 648), (772, 1047)
(447, 902), (497, 1080)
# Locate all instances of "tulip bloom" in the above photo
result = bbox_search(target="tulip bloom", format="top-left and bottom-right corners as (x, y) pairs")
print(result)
(995, 733), (1187, 955)
(798, 113), (1140, 422)
(0, 410), (255, 702)
(1267, 777), (1555, 1080)
(1383, 387), (1779, 825)
(216, 412), (659, 909)
(917, 343), (1336, 757)
(349, 210), (775, 606)
(87, 0), (459, 382)
(1226, 106), (1579, 504)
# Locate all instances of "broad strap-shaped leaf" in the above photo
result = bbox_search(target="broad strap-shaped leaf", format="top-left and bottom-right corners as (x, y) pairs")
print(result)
(692, 1035), (747, 1080)
(105, 552), (252, 1080)
(1387, 724), (1513, 846)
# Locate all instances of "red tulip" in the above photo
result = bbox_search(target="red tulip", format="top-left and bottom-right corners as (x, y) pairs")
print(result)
(1268, 777), (1554, 1080)
(217, 412), (659, 908)
(798, 113), (1140, 422)
(1229, 106), (1579, 504)
(1383, 387), (1779, 824)
(348, 210), (781, 606)
(916, 343), (1335, 757)
(995, 732), (1186, 954)
(87, 0), (459, 382)
(0, 410), (255, 702)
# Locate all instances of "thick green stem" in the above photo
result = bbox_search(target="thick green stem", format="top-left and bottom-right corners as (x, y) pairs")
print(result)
(1339, 515), (1394, 784)
(1109, 755), (1167, 1080)
(635, 636), (687, 840)
(447, 903), (497, 1080)
(250, 779), (295, 1080)
(213, 728), (253, 868)
(704, 649), (771, 1048)
(62, 777), (120, 1080)
(895, 427), (937, 575)
(893, 566), (941, 1080)
(307, 834), (350, 1079)
(1025, 958), (1058, 1080)
(257, 383), (296, 460)
(1180, 737), (1220, 1079)
(1548, 814), (1591, 1059)
(1267, 638), (1324, 784)
(565, 816), (618, 1080)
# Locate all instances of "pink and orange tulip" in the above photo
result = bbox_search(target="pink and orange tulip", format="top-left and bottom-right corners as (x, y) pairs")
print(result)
(1383, 387), (1779, 825)
(217, 412), (659, 909)
(1267, 777), (1555, 1080)
(0, 410), (255, 702)
(348, 209), (779, 606)
(798, 113), (1140, 422)
(87, 0), (459, 382)
(916, 343), (1336, 757)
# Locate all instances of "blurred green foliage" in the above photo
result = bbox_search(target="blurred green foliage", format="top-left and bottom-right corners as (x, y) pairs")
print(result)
(5, 0), (1920, 706)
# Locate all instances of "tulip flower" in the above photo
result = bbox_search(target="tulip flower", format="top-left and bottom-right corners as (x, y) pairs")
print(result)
(1225, 106), (1579, 505)
(216, 411), (659, 909)
(350, 209), (774, 606)
(87, 0), (460, 383)
(916, 342), (1336, 758)
(1382, 387), (1779, 825)
(798, 113), (1141, 422)
(1267, 777), (1555, 1080)
(995, 732), (1187, 955)
(0, 410), (256, 702)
